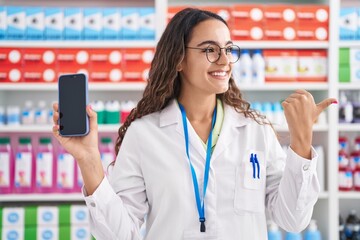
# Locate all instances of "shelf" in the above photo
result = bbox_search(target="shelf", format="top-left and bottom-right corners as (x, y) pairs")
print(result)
(274, 124), (328, 132)
(234, 41), (329, 49)
(338, 124), (360, 132)
(338, 83), (360, 90)
(240, 83), (328, 91)
(0, 40), (157, 48)
(339, 41), (360, 48)
(0, 82), (146, 91)
(338, 192), (360, 199)
(0, 193), (84, 202)
(0, 124), (121, 133)
(318, 192), (329, 199)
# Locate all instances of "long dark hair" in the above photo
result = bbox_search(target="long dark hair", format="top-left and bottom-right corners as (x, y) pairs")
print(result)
(114, 8), (267, 156)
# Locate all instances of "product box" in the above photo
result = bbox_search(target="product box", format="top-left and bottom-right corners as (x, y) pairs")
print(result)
(121, 8), (140, 40)
(296, 5), (329, 26)
(297, 50), (327, 82)
(37, 226), (59, 240)
(263, 5), (297, 25)
(339, 48), (350, 66)
(139, 7), (155, 40)
(358, 9), (360, 39)
(38, 206), (59, 226)
(1, 226), (24, 240)
(26, 7), (44, 40)
(351, 65), (360, 82)
(339, 65), (350, 83)
(64, 8), (83, 40)
(123, 48), (153, 82)
(56, 153), (76, 191)
(232, 4), (264, 25)
(350, 47), (360, 64)
(263, 49), (297, 82)
(2, 207), (24, 227)
(296, 24), (328, 41)
(0, 48), (23, 83)
(0, 7), (6, 39)
(70, 205), (89, 226)
(22, 48), (57, 83)
(232, 24), (264, 41)
(57, 49), (89, 77)
(339, 8), (358, 40)
(88, 49), (123, 82)
(83, 8), (102, 40)
(6, 7), (26, 39)
(71, 225), (91, 240)
(263, 24), (296, 41)
(45, 8), (64, 40)
(102, 8), (121, 40)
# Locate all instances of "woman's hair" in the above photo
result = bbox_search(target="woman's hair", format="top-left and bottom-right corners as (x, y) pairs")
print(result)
(114, 8), (267, 156)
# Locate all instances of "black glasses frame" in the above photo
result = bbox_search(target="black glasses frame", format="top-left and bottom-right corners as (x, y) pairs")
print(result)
(185, 44), (241, 63)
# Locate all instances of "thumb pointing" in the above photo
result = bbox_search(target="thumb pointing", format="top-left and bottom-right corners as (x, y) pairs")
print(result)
(316, 98), (337, 114)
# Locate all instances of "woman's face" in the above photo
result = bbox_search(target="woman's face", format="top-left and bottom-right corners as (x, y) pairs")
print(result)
(178, 19), (233, 97)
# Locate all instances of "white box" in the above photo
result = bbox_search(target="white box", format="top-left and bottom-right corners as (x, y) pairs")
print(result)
(26, 7), (44, 40)
(0, 7), (6, 39)
(37, 226), (59, 240)
(64, 8), (83, 40)
(38, 206), (59, 226)
(2, 207), (24, 227)
(339, 8), (358, 40)
(45, 8), (63, 40)
(71, 225), (91, 240)
(70, 205), (89, 225)
(121, 8), (139, 40)
(139, 7), (155, 40)
(102, 8), (121, 39)
(83, 8), (102, 40)
(6, 6), (26, 39)
(2, 226), (24, 240)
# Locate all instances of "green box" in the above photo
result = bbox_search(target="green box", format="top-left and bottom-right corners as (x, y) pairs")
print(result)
(339, 48), (350, 65)
(339, 66), (351, 83)
(59, 205), (71, 225)
(25, 206), (37, 226)
(24, 227), (36, 240)
(59, 225), (71, 240)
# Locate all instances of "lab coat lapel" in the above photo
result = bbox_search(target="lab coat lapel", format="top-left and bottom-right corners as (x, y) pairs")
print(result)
(211, 104), (252, 161)
(160, 99), (207, 159)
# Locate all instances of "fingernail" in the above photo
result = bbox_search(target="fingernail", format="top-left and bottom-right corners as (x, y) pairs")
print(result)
(332, 100), (338, 104)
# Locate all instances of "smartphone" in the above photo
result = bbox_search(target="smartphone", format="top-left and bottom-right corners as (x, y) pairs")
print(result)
(58, 73), (89, 136)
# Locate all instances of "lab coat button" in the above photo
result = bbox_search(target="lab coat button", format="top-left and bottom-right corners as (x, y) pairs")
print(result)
(90, 202), (96, 207)
(303, 164), (310, 171)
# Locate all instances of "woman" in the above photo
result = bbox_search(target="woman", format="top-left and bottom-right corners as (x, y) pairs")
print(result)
(52, 8), (336, 240)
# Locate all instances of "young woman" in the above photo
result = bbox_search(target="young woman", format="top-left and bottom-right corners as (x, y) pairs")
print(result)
(52, 8), (336, 240)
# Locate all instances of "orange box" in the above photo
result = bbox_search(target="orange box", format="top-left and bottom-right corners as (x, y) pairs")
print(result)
(123, 48), (153, 82)
(296, 24), (328, 41)
(0, 48), (23, 83)
(87, 49), (123, 82)
(263, 24), (296, 41)
(23, 48), (57, 83)
(263, 5), (297, 25)
(297, 50), (327, 82)
(57, 49), (90, 77)
(263, 49), (297, 82)
(296, 5), (329, 26)
(232, 23), (264, 40)
(232, 4), (264, 27)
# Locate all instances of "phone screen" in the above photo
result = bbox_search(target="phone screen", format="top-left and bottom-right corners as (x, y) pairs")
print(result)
(58, 73), (89, 136)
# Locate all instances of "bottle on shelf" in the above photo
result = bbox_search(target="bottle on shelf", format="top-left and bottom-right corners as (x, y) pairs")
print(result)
(6, 106), (21, 126)
(0, 106), (5, 125)
(239, 49), (252, 84)
(353, 91), (360, 123)
(339, 91), (354, 124)
(105, 100), (120, 124)
(345, 210), (360, 239)
(268, 220), (282, 240)
(14, 137), (34, 193)
(252, 49), (265, 84)
(285, 232), (302, 240)
(56, 146), (76, 193)
(35, 100), (49, 125)
(351, 137), (360, 191)
(340, 215), (347, 240)
(353, 224), (360, 240)
(35, 137), (55, 193)
(0, 137), (13, 194)
(304, 219), (322, 240)
(91, 100), (105, 124)
(100, 137), (115, 176)
(21, 100), (35, 125)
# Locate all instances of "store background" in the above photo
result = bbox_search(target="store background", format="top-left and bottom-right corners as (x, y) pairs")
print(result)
(0, 0), (359, 239)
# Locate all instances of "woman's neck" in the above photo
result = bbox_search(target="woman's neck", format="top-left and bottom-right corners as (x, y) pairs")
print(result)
(178, 93), (217, 122)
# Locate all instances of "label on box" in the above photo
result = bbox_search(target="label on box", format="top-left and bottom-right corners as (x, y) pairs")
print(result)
(0, 152), (10, 187)
(57, 153), (74, 189)
(45, 8), (64, 40)
(2, 227), (24, 240)
(71, 225), (90, 240)
(38, 207), (59, 226)
(15, 152), (32, 188)
(26, 7), (44, 40)
(139, 7), (155, 40)
(36, 152), (53, 188)
(339, 8), (358, 40)
(84, 8), (102, 40)
(38, 226), (59, 240)
(7, 7), (26, 39)
(64, 8), (83, 39)
(71, 205), (89, 225)
(121, 8), (140, 39)
(3, 208), (24, 226)
(103, 8), (121, 39)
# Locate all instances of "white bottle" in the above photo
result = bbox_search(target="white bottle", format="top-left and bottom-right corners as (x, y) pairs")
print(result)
(21, 101), (35, 125)
(252, 49), (265, 84)
(35, 101), (48, 125)
(0, 106), (5, 125)
(239, 49), (252, 84)
(6, 106), (21, 125)
(344, 94), (354, 124)
(304, 219), (322, 240)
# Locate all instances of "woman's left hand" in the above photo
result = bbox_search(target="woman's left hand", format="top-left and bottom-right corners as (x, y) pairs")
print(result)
(281, 89), (337, 159)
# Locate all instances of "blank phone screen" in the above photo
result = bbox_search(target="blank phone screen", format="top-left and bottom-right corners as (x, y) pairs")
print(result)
(59, 74), (88, 136)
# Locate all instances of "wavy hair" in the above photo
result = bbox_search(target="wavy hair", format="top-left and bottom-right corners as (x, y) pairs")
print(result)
(114, 8), (268, 156)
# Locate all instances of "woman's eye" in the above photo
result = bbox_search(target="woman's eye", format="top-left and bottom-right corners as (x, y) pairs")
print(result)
(205, 48), (215, 53)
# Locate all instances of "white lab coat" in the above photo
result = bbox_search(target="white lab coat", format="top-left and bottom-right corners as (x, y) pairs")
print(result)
(84, 99), (320, 240)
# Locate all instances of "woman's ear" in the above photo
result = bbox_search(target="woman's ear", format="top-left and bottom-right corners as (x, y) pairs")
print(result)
(176, 61), (183, 72)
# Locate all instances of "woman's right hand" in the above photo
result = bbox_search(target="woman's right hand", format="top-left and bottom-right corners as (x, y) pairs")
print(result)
(53, 103), (105, 195)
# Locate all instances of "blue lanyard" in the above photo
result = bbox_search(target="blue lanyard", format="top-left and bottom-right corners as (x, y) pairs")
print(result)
(179, 103), (217, 233)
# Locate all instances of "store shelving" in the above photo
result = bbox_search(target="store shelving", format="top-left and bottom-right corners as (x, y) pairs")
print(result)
(0, 193), (84, 202)
(338, 124), (360, 132)
(338, 192), (360, 199)
(234, 41), (329, 49)
(338, 83), (360, 90)
(339, 41), (360, 48)
(0, 124), (121, 133)
(239, 83), (329, 91)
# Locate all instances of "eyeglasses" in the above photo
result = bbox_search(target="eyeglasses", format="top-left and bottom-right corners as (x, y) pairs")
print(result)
(185, 44), (241, 64)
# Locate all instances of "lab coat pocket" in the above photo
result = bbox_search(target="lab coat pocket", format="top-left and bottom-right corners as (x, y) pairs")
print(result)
(234, 150), (266, 214)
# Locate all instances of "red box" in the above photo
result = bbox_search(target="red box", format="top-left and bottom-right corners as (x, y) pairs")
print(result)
(232, 5), (265, 25)
(123, 48), (154, 82)
(264, 24), (297, 41)
(296, 5), (329, 26)
(263, 5), (297, 25)
(0, 48), (23, 83)
(23, 48), (57, 83)
(88, 49), (123, 82)
(232, 23), (264, 40)
(57, 49), (90, 78)
(296, 24), (328, 41)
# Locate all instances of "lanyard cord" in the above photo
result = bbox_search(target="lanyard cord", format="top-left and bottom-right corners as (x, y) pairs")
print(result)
(179, 103), (217, 233)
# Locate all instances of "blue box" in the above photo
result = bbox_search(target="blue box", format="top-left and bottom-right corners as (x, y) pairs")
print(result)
(102, 8), (121, 40)
(7, 7), (26, 40)
(45, 8), (64, 40)
(139, 7), (155, 40)
(339, 8), (358, 40)
(121, 8), (139, 40)
(64, 8), (83, 40)
(0, 7), (6, 39)
(26, 7), (44, 40)
(83, 8), (102, 40)
(358, 9), (360, 40)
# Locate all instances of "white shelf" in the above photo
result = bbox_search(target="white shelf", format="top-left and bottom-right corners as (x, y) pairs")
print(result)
(0, 40), (157, 48)
(319, 192), (329, 199)
(338, 83), (360, 90)
(0, 193), (84, 202)
(274, 124), (328, 132)
(339, 41), (360, 48)
(0, 82), (146, 91)
(234, 41), (329, 49)
(0, 124), (121, 133)
(338, 124), (360, 132)
(338, 192), (360, 199)
(240, 83), (328, 91)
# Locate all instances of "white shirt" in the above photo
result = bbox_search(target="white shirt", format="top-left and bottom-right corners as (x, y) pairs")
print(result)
(83, 99), (320, 240)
